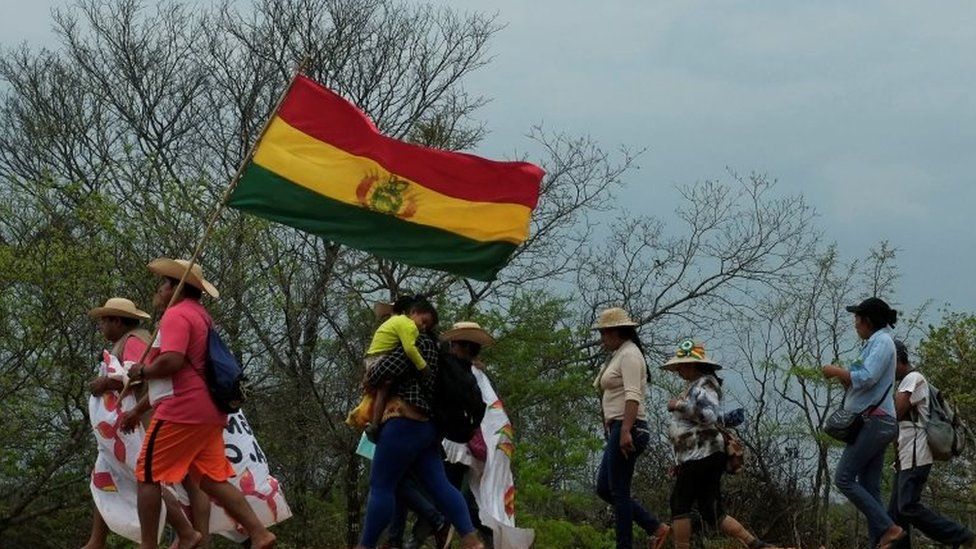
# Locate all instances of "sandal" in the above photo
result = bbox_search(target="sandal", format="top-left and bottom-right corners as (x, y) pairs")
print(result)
(876, 528), (908, 549)
(649, 524), (671, 549)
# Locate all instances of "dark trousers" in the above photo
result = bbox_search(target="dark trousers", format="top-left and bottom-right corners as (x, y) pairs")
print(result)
(835, 415), (898, 547)
(360, 418), (474, 548)
(669, 451), (726, 529)
(888, 464), (974, 548)
(445, 462), (494, 546)
(596, 420), (660, 549)
(388, 473), (446, 545)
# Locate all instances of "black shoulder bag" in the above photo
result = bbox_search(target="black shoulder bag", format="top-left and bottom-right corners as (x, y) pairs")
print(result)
(824, 383), (892, 444)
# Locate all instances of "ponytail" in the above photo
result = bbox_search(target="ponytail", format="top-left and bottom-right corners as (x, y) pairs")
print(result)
(863, 306), (898, 331)
(617, 326), (644, 355)
(616, 326), (650, 381)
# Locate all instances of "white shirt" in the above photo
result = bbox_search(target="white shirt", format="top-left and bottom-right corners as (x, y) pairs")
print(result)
(897, 371), (933, 470)
(147, 330), (174, 406)
(594, 340), (648, 422)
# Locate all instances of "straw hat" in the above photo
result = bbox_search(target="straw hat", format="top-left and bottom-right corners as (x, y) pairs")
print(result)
(373, 301), (394, 320)
(441, 321), (496, 347)
(662, 339), (722, 371)
(591, 307), (639, 330)
(147, 258), (219, 298)
(88, 297), (151, 320)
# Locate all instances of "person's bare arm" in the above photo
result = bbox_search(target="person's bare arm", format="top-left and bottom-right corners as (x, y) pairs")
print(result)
(131, 351), (185, 380)
(894, 390), (912, 421)
(90, 376), (124, 396)
(120, 393), (152, 433)
(619, 400), (639, 458)
(822, 365), (852, 387)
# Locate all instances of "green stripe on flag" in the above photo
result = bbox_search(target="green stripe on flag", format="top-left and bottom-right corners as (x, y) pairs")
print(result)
(228, 163), (518, 281)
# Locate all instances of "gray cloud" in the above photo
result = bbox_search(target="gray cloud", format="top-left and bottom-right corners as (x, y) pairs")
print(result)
(3, 0), (973, 312)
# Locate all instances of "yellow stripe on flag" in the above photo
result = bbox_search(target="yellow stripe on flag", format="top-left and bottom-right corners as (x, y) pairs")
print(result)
(253, 118), (532, 244)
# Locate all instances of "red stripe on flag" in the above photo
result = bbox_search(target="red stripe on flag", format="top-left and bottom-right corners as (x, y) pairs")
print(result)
(276, 75), (543, 209)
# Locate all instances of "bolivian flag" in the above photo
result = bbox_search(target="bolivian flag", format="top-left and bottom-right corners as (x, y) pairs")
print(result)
(228, 75), (544, 281)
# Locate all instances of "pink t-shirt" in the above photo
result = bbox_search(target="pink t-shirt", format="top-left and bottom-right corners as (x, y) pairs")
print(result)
(122, 336), (148, 364)
(152, 300), (226, 425)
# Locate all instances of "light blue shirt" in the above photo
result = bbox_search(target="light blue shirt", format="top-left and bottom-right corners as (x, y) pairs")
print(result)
(844, 327), (896, 416)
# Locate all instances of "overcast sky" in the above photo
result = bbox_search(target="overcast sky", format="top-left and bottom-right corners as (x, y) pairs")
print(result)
(3, 0), (973, 316)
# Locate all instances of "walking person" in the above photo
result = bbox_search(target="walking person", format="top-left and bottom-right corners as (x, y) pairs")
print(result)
(888, 340), (974, 548)
(441, 321), (535, 549)
(591, 307), (670, 549)
(84, 297), (200, 549)
(355, 300), (485, 549)
(662, 339), (779, 549)
(823, 297), (904, 548)
(127, 258), (276, 549)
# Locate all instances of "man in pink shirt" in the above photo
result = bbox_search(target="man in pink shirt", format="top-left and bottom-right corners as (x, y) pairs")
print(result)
(127, 258), (276, 549)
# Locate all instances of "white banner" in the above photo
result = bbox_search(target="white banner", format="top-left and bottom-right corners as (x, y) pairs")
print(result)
(204, 411), (292, 542)
(89, 350), (165, 542)
(88, 352), (291, 543)
(443, 367), (535, 549)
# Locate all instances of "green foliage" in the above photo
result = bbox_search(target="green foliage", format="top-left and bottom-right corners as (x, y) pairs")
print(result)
(519, 516), (613, 549)
(920, 312), (976, 417)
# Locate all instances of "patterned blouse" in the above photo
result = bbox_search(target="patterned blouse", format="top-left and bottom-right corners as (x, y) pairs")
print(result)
(667, 374), (725, 464)
(366, 333), (439, 415)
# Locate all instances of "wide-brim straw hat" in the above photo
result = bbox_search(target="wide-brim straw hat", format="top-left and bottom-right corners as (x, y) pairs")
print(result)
(88, 297), (151, 320)
(441, 321), (496, 347)
(147, 258), (219, 298)
(662, 339), (722, 371)
(591, 307), (639, 330)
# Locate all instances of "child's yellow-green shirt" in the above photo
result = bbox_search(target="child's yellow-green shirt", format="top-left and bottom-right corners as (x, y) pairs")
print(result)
(366, 314), (427, 370)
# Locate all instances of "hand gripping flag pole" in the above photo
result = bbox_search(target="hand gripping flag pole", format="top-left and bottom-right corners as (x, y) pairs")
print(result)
(122, 56), (310, 395)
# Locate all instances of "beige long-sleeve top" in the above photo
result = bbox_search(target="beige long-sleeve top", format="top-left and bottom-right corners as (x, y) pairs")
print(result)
(594, 340), (648, 422)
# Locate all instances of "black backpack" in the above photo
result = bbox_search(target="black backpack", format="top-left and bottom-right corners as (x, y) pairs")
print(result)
(432, 354), (486, 443)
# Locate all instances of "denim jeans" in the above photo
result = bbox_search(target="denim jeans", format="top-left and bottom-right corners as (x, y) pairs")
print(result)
(360, 418), (474, 548)
(834, 414), (898, 547)
(387, 472), (446, 545)
(596, 420), (660, 549)
(888, 464), (974, 548)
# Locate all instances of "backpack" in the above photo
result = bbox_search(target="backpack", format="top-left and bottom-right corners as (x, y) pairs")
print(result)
(432, 354), (486, 443)
(923, 383), (968, 461)
(205, 327), (247, 413)
(718, 426), (745, 474)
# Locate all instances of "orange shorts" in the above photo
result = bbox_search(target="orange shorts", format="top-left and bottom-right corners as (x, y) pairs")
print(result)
(136, 418), (234, 484)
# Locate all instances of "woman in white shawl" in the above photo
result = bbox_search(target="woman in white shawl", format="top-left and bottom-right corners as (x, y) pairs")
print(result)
(441, 322), (535, 549)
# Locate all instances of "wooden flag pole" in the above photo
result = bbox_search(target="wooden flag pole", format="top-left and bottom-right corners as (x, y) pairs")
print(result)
(125, 56), (310, 392)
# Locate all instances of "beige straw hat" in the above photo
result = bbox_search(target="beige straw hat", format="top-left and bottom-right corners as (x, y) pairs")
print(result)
(591, 307), (639, 330)
(147, 258), (219, 298)
(662, 339), (722, 371)
(88, 297), (151, 320)
(441, 321), (496, 347)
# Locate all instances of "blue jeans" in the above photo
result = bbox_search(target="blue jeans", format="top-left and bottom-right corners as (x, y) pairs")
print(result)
(360, 418), (474, 548)
(596, 420), (660, 549)
(834, 415), (898, 546)
(388, 473), (446, 545)
(888, 464), (974, 548)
